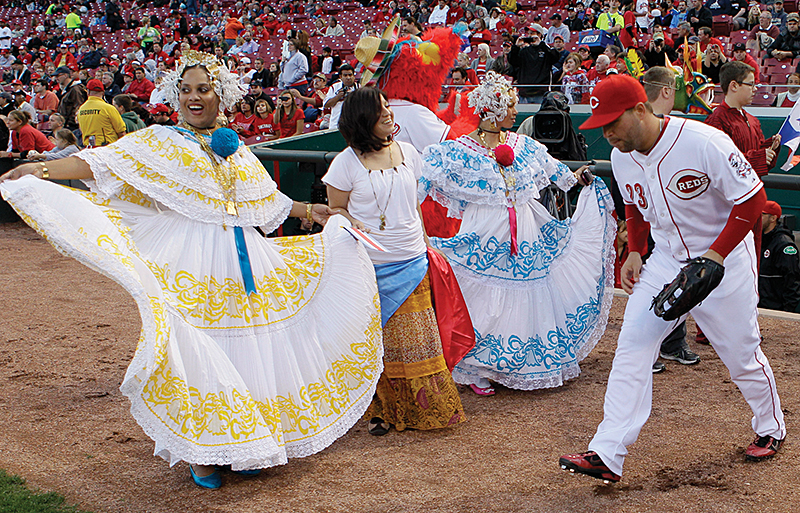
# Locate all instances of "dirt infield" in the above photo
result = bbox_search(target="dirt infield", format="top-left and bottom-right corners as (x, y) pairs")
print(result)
(1, 220), (798, 513)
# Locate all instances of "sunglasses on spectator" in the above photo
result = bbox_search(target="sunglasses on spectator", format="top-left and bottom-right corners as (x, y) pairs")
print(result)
(280, 96), (292, 101)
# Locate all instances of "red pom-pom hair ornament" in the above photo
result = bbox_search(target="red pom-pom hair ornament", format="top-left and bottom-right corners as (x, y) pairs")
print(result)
(494, 144), (515, 167)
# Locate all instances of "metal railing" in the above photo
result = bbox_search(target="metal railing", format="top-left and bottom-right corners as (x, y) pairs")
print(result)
(252, 149), (800, 192)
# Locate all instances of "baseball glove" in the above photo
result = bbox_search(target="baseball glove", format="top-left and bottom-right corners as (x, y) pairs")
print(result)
(651, 257), (725, 321)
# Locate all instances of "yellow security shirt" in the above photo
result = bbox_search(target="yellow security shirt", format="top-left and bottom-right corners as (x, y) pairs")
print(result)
(77, 96), (127, 146)
(596, 12), (624, 31)
(65, 12), (82, 30)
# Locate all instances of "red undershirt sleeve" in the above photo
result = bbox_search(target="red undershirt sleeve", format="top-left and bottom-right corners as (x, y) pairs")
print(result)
(709, 187), (767, 258)
(625, 204), (650, 255)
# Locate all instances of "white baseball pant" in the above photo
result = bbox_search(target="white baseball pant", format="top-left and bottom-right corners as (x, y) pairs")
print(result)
(588, 234), (786, 476)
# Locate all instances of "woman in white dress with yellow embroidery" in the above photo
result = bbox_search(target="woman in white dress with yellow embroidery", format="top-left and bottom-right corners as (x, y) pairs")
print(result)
(0, 51), (382, 489)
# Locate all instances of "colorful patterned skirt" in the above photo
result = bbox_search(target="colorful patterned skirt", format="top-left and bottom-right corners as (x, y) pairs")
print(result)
(365, 273), (466, 431)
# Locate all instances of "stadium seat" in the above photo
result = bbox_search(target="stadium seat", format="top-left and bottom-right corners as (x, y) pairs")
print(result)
(751, 92), (775, 106)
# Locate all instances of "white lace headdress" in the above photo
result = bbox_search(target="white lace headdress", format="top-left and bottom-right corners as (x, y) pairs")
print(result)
(467, 71), (519, 126)
(157, 50), (247, 113)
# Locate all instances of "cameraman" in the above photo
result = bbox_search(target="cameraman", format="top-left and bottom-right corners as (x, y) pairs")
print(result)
(323, 64), (358, 130)
(644, 33), (677, 68)
(508, 25), (560, 103)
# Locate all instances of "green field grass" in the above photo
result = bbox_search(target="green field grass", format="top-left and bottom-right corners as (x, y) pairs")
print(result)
(0, 469), (90, 513)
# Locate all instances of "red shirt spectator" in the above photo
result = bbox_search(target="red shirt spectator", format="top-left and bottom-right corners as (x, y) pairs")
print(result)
(252, 116), (276, 136)
(127, 69), (155, 102)
(12, 123), (55, 156)
(705, 101), (774, 177)
(150, 49), (169, 64)
(53, 46), (77, 71)
(447, 5), (465, 25)
(19, 49), (34, 66)
(619, 9), (637, 49)
(731, 43), (760, 84)
(262, 15), (279, 36)
(471, 29), (492, 46)
(699, 36), (723, 53)
(276, 107), (304, 138)
(274, 16), (293, 38)
(496, 16), (514, 34)
(231, 111), (256, 137)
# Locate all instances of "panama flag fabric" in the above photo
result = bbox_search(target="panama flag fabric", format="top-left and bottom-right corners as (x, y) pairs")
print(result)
(779, 100), (800, 172)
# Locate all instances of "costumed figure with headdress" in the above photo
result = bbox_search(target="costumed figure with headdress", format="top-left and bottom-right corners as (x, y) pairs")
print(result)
(419, 72), (617, 395)
(0, 51), (383, 489)
(354, 16), (480, 238)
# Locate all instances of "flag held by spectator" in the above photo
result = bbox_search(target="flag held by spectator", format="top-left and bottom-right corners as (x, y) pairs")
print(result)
(779, 100), (800, 171)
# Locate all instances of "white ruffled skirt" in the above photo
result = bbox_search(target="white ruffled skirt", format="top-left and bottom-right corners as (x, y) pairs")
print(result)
(1, 176), (383, 470)
(431, 181), (616, 390)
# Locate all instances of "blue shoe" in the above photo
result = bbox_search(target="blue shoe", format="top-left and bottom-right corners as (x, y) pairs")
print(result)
(190, 465), (222, 489)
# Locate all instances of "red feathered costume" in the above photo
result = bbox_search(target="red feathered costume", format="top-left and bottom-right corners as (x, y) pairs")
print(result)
(374, 27), (479, 237)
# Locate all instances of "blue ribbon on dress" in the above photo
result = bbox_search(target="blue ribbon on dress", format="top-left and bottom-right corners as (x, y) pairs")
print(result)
(234, 226), (257, 295)
(374, 252), (428, 327)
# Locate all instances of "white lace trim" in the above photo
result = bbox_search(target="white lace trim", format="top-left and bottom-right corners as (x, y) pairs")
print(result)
(419, 133), (575, 219)
(77, 125), (293, 229)
(452, 360), (582, 390)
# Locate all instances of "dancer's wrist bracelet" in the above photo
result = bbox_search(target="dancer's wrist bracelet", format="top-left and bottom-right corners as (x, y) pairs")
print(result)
(39, 163), (49, 179)
(306, 203), (313, 224)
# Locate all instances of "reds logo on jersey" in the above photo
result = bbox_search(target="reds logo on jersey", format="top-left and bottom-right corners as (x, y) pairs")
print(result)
(392, 123), (401, 137)
(666, 170), (710, 200)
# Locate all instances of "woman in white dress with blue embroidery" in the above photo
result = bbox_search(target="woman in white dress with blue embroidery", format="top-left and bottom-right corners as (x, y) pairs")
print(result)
(418, 72), (616, 394)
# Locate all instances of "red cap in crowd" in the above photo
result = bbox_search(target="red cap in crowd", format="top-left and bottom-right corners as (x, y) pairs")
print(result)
(149, 103), (171, 115)
(86, 79), (105, 92)
(579, 74), (648, 130)
(763, 201), (782, 217)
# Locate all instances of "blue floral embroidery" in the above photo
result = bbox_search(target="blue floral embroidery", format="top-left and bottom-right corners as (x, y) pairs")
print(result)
(463, 296), (601, 378)
(433, 218), (572, 280)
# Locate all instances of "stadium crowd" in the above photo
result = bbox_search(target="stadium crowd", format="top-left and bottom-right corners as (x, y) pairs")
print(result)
(0, 0), (796, 151)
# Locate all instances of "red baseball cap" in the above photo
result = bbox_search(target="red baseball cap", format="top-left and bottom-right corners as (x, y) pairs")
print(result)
(579, 74), (648, 130)
(86, 79), (104, 91)
(149, 103), (170, 115)
(763, 201), (782, 217)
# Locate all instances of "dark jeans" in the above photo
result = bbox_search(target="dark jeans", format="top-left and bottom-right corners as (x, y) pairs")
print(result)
(660, 321), (688, 354)
(303, 106), (320, 122)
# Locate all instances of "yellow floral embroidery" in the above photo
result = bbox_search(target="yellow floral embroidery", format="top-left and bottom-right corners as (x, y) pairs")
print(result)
(149, 235), (324, 327)
(140, 294), (382, 442)
(126, 128), (272, 184)
(96, 235), (135, 270)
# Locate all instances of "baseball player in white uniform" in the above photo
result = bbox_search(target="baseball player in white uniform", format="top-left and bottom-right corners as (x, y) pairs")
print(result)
(559, 75), (785, 483)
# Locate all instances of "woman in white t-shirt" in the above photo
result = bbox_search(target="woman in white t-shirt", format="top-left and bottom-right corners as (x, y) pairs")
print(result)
(323, 87), (467, 437)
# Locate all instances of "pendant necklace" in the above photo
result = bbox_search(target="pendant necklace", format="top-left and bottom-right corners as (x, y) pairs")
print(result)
(367, 144), (397, 230)
(187, 124), (239, 216)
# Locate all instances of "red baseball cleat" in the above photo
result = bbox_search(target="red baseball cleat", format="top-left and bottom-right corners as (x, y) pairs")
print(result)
(559, 451), (621, 483)
(745, 435), (784, 461)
